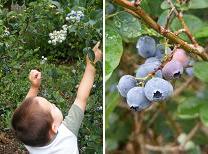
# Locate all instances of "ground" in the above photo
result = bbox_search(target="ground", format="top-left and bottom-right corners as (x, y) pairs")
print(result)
(0, 128), (28, 154)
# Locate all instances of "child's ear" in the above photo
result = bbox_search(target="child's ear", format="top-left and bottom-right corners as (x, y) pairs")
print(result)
(51, 123), (58, 134)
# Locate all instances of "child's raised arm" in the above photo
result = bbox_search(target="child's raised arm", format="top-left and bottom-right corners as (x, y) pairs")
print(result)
(26, 70), (41, 98)
(74, 42), (102, 112)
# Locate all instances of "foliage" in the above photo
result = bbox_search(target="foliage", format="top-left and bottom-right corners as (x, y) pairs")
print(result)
(0, 0), (103, 153)
(106, 0), (208, 153)
(0, 0), (102, 60)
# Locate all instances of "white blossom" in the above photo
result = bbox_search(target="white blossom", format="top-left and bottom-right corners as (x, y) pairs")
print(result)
(62, 24), (68, 30)
(48, 26), (68, 45)
(65, 16), (70, 21)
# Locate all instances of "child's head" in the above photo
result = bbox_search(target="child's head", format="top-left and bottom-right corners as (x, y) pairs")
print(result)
(11, 96), (63, 147)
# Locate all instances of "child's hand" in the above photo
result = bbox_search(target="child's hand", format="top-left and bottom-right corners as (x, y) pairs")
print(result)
(87, 41), (102, 64)
(29, 70), (41, 88)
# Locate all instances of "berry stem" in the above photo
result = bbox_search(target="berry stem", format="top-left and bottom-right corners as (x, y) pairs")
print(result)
(164, 7), (175, 29)
(135, 73), (153, 82)
(166, 0), (199, 47)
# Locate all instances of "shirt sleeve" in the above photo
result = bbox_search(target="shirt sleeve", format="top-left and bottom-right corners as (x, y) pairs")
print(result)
(62, 103), (84, 137)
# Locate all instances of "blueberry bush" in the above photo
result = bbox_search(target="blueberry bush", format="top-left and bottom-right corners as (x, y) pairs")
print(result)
(0, 0), (102, 153)
(106, 0), (208, 153)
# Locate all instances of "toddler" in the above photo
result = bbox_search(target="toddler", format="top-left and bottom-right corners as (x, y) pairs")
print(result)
(11, 42), (102, 154)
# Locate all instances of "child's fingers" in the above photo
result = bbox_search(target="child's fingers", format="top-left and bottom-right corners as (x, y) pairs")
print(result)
(30, 70), (41, 79)
(30, 70), (39, 74)
(33, 72), (41, 79)
(93, 41), (100, 50)
(36, 72), (41, 79)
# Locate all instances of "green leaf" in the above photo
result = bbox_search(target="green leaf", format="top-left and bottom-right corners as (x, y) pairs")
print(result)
(161, 0), (177, 9)
(161, 1), (171, 9)
(171, 14), (204, 33)
(105, 92), (120, 129)
(140, 0), (151, 13)
(194, 62), (208, 83)
(105, 72), (113, 82)
(95, 61), (102, 70)
(105, 24), (123, 81)
(186, 145), (202, 154)
(114, 12), (141, 43)
(200, 103), (208, 127)
(106, 139), (118, 151)
(141, 0), (164, 16)
(87, 48), (95, 62)
(160, 0), (189, 10)
(194, 26), (208, 38)
(157, 10), (169, 27)
(189, 0), (208, 9)
(171, 14), (204, 41)
(177, 97), (203, 119)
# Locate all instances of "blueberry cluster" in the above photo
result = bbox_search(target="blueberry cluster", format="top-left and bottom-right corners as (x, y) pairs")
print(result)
(65, 10), (84, 23)
(48, 25), (68, 45)
(117, 36), (192, 111)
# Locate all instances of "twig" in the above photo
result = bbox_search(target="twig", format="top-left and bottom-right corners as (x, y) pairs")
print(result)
(146, 110), (160, 128)
(133, 112), (143, 152)
(174, 29), (186, 36)
(105, 10), (126, 19)
(145, 144), (181, 152)
(165, 8), (175, 29)
(138, 135), (146, 154)
(124, 8), (141, 19)
(172, 77), (194, 97)
(145, 122), (200, 153)
(176, 0), (181, 3)
(166, 0), (198, 47)
(134, 112), (141, 135)
(113, 0), (208, 60)
(160, 103), (182, 135)
(200, 125), (208, 136)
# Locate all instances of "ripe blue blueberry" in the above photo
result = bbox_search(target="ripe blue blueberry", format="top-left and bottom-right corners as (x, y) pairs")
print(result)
(136, 61), (162, 78)
(185, 67), (193, 76)
(127, 87), (151, 111)
(144, 57), (160, 64)
(162, 60), (183, 80)
(136, 36), (156, 58)
(117, 75), (137, 97)
(155, 44), (172, 59)
(144, 77), (173, 101)
(185, 60), (194, 76)
(106, 3), (115, 14)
